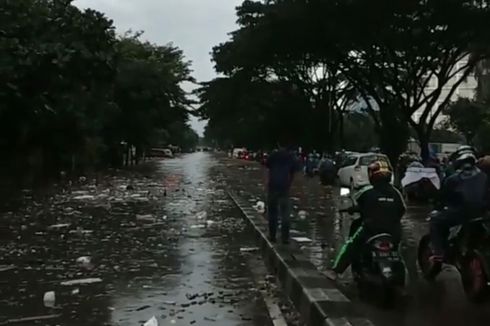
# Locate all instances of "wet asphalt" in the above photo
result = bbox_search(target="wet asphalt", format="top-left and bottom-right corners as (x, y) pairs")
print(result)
(224, 157), (490, 326)
(3, 153), (490, 326)
(0, 153), (296, 326)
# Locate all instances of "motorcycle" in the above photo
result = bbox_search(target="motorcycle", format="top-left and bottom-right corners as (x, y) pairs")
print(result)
(418, 213), (490, 302)
(339, 188), (406, 305)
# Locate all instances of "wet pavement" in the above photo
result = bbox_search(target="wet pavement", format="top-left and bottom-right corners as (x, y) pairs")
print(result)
(0, 153), (299, 326)
(223, 157), (490, 326)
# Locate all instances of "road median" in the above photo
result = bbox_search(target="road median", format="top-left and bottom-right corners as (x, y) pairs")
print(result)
(229, 191), (376, 326)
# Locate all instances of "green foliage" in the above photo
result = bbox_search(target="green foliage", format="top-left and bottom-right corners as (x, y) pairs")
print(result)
(445, 98), (490, 151)
(201, 0), (490, 164)
(0, 1), (195, 174)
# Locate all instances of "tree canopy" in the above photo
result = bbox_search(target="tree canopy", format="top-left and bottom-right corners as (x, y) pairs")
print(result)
(199, 0), (490, 163)
(0, 0), (198, 175)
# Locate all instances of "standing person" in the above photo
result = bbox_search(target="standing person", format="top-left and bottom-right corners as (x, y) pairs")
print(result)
(265, 143), (300, 244)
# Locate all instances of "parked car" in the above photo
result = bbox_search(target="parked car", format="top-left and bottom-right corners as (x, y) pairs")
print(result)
(233, 148), (247, 159)
(337, 153), (393, 190)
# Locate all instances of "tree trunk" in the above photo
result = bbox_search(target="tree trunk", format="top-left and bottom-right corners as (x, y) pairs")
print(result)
(338, 111), (345, 151)
(418, 130), (431, 163)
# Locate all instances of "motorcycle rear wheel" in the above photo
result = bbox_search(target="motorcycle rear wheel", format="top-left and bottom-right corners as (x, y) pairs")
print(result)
(417, 235), (441, 281)
(461, 252), (489, 303)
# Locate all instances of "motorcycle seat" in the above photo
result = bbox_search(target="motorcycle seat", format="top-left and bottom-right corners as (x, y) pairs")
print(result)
(365, 233), (393, 244)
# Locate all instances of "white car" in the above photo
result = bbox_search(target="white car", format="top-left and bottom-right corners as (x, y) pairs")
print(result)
(337, 153), (393, 190)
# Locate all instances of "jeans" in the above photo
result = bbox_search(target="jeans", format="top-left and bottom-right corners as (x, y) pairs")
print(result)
(429, 208), (466, 257)
(267, 191), (291, 241)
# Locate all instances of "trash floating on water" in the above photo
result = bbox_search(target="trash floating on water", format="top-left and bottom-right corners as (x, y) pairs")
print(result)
(291, 237), (312, 243)
(144, 316), (158, 326)
(0, 265), (15, 272)
(136, 214), (156, 222)
(60, 278), (102, 286)
(5, 314), (62, 324)
(253, 201), (266, 213)
(196, 211), (207, 220)
(47, 223), (71, 230)
(73, 195), (95, 200)
(43, 291), (55, 308)
(298, 210), (308, 220)
(206, 220), (215, 226)
(240, 247), (259, 253)
(190, 224), (206, 229)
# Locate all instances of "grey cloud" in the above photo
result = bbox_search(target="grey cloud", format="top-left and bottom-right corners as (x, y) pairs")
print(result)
(74, 0), (243, 135)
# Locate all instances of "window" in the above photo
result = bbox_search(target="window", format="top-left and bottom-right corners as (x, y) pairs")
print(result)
(341, 156), (358, 168)
(359, 154), (390, 166)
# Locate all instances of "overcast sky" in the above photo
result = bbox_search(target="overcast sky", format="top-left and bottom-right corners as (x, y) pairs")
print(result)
(74, 0), (243, 136)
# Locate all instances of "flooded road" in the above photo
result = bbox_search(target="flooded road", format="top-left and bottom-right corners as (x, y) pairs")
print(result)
(0, 153), (282, 326)
(224, 157), (490, 326)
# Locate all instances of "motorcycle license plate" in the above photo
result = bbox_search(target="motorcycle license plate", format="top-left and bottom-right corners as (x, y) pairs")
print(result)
(373, 251), (399, 260)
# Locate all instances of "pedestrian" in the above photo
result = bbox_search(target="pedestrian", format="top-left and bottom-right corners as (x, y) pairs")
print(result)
(265, 142), (300, 244)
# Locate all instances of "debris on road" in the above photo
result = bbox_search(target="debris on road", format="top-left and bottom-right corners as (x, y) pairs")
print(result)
(298, 210), (307, 220)
(240, 247), (259, 253)
(60, 278), (102, 286)
(291, 237), (312, 243)
(144, 316), (158, 326)
(43, 291), (55, 308)
(136, 214), (156, 223)
(2, 314), (62, 325)
(253, 201), (265, 214)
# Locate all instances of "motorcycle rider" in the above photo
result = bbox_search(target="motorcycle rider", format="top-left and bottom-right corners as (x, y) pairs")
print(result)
(428, 146), (488, 274)
(325, 160), (406, 280)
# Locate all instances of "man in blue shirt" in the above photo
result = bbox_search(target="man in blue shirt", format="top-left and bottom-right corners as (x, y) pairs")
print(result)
(265, 144), (300, 244)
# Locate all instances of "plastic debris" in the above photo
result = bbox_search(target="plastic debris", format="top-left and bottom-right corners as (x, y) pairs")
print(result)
(60, 278), (102, 286)
(73, 195), (95, 200)
(136, 214), (156, 223)
(196, 211), (207, 220)
(43, 291), (55, 308)
(47, 223), (71, 230)
(0, 265), (15, 272)
(291, 237), (312, 243)
(240, 247), (259, 253)
(298, 210), (308, 220)
(253, 201), (265, 214)
(144, 316), (158, 326)
(5, 314), (61, 324)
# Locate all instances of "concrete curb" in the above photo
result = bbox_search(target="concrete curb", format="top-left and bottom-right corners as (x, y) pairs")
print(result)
(228, 191), (376, 326)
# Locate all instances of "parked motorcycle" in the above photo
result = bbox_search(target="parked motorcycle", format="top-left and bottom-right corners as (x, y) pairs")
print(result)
(418, 213), (490, 302)
(339, 188), (406, 305)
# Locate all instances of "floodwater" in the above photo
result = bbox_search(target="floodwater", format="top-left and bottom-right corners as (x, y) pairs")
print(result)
(224, 158), (490, 326)
(0, 153), (284, 326)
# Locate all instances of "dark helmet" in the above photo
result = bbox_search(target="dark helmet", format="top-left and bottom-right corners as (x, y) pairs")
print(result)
(452, 145), (477, 169)
(368, 160), (392, 184)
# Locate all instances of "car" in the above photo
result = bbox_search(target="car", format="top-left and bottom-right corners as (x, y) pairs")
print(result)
(232, 148), (247, 159)
(337, 153), (393, 190)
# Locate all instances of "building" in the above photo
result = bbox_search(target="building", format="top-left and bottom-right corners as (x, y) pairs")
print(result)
(412, 57), (477, 125)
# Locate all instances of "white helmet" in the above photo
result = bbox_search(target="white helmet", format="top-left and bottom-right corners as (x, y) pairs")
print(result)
(453, 145), (476, 168)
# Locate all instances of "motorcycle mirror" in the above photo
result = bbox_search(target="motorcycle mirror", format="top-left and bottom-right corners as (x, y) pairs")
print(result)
(340, 188), (351, 197)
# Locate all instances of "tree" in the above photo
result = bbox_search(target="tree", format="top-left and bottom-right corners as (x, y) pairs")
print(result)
(209, 0), (490, 164)
(210, 0), (356, 152)
(445, 98), (490, 145)
(0, 1), (196, 174)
